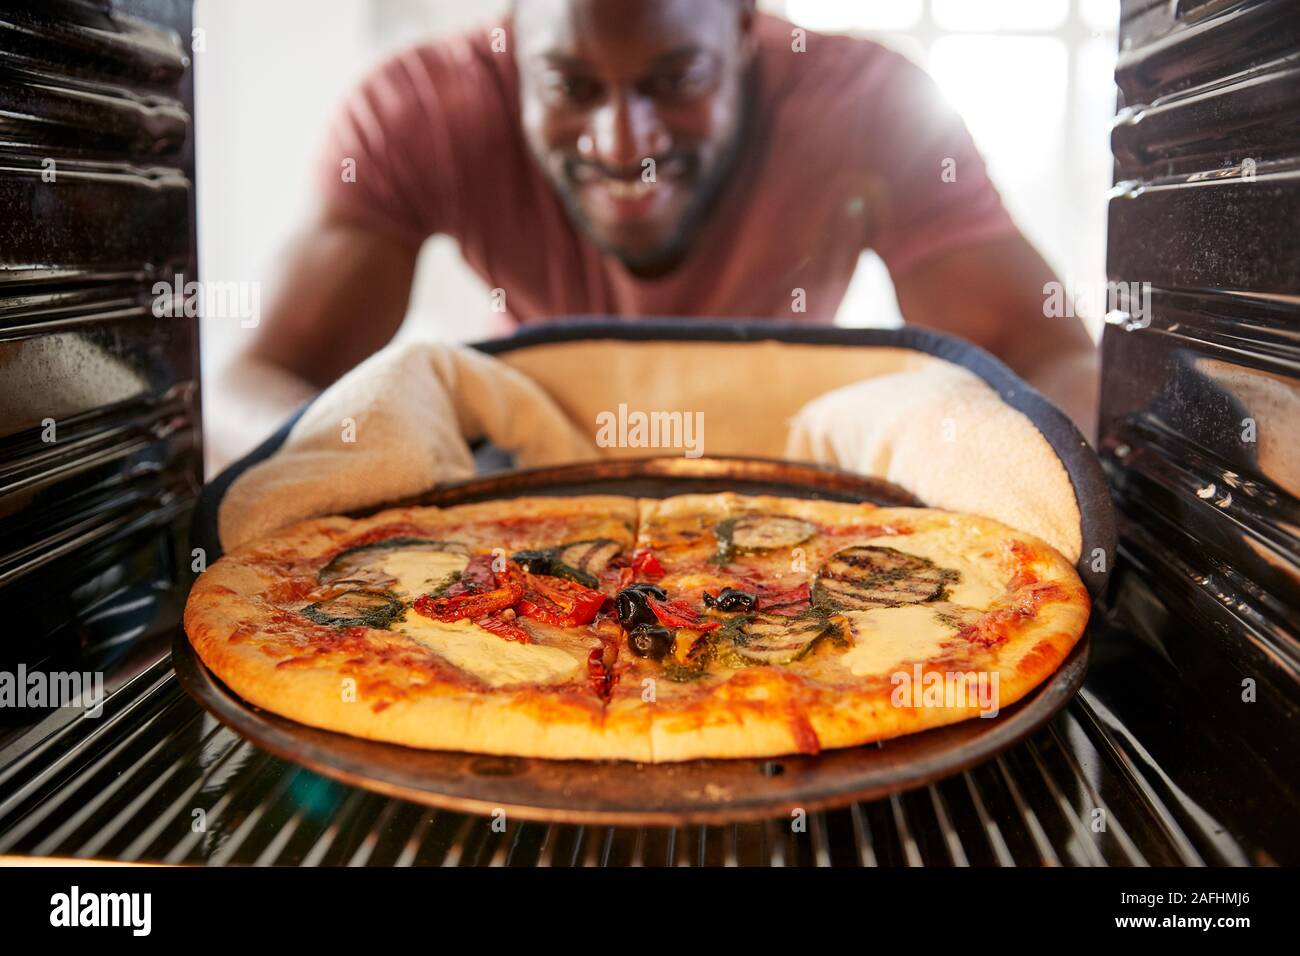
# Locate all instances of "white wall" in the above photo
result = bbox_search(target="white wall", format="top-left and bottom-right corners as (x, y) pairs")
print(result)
(194, 0), (507, 386)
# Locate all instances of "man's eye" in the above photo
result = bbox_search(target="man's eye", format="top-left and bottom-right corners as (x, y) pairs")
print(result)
(644, 64), (714, 99)
(546, 73), (602, 104)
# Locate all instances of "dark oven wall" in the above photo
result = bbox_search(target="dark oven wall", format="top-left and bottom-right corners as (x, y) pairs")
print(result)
(0, 0), (201, 686)
(1102, 3), (1300, 703)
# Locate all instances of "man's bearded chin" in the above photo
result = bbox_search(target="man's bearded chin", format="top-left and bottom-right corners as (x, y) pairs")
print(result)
(543, 125), (746, 274)
(549, 173), (703, 273)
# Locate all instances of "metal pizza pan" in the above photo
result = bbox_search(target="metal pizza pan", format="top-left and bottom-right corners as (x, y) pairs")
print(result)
(175, 456), (1091, 825)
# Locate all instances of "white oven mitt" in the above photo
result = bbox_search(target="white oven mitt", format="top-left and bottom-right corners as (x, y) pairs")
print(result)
(218, 342), (598, 550)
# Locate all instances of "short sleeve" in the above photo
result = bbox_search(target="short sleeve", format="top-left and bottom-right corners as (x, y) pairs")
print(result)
(864, 51), (1020, 279)
(312, 33), (510, 249)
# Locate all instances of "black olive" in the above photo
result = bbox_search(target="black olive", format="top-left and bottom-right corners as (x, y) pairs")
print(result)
(628, 625), (673, 660)
(703, 587), (757, 612)
(512, 549), (557, 576)
(615, 583), (668, 631)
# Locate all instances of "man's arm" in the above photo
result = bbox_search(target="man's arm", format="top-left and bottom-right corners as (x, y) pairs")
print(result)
(205, 206), (419, 472)
(893, 234), (1099, 441)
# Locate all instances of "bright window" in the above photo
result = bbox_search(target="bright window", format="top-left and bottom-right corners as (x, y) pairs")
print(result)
(933, 0), (1070, 31)
(784, 0), (924, 32)
(778, 0), (1119, 339)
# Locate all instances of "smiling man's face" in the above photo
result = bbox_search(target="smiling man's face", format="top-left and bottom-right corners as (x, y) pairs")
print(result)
(515, 0), (756, 275)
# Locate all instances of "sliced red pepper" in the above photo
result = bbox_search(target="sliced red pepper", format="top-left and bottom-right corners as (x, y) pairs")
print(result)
(587, 647), (610, 699)
(516, 573), (606, 628)
(631, 548), (665, 580)
(474, 612), (531, 644)
(414, 560), (523, 622)
(587, 615), (622, 699)
(648, 596), (720, 631)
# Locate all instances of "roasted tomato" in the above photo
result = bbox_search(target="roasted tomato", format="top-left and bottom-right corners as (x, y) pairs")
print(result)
(516, 573), (606, 628)
(630, 548), (665, 580)
(413, 559), (523, 622)
(647, 596), (720, 632)
(473, 611), (531, 644)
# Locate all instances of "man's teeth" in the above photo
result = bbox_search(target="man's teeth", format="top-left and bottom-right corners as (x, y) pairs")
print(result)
(602, 178), (657, 199)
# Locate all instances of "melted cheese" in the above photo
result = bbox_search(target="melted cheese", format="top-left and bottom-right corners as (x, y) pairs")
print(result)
(840, 607), (960, 677)
(670, 572), (733, 590)
(861, 529), (1007, 610)
(395, 616), (582, 687)
(379, 549), (468, 599)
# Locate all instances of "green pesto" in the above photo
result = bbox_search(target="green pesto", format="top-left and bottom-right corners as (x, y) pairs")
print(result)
(302, 589), (404, 629)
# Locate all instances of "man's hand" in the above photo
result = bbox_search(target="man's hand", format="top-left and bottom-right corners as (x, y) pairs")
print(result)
(206, 206), (419, 473)
(894, 234), (1099, 441)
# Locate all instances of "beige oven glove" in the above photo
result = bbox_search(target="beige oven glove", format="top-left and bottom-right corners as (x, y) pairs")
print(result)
(784, 363), (1083, 563)
(218, 342), (598, 551)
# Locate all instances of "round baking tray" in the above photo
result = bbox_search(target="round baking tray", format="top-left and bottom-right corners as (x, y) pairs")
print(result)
(175, 456), (1091, 825)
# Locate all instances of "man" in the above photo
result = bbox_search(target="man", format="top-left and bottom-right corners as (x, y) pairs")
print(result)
(211, 0), (1096, 469)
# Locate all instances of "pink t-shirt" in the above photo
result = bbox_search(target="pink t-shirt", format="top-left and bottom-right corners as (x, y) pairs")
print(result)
(315, 13), (1017, 329)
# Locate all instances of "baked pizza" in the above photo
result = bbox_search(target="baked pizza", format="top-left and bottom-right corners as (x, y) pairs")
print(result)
(184, 493), (1090, 762)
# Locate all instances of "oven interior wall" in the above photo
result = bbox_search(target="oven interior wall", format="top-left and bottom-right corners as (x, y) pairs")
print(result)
(1101, 0), (1300, 699)
(0, 0), (202, 687)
